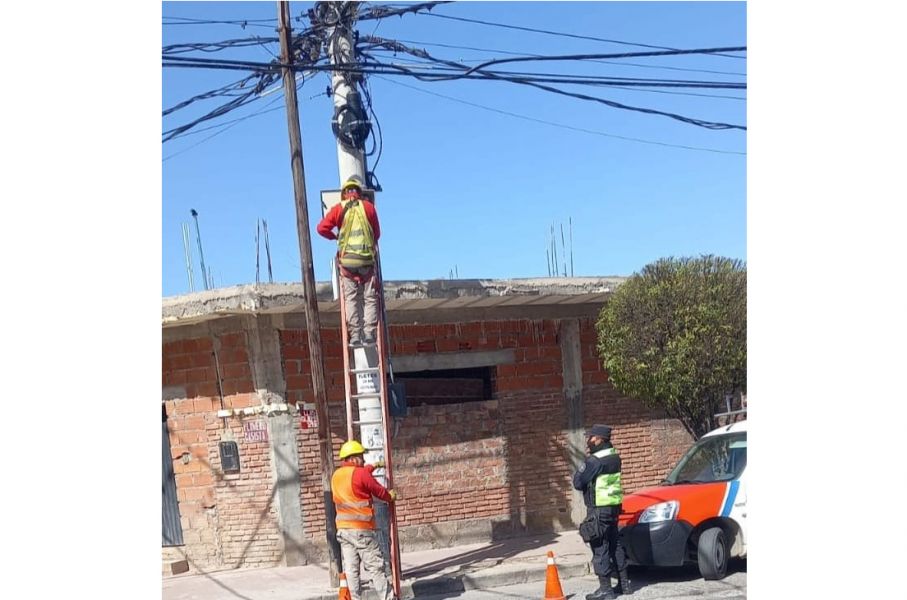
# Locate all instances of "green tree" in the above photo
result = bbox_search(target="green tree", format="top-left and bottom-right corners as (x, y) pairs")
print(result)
(596, 255), (746, 439)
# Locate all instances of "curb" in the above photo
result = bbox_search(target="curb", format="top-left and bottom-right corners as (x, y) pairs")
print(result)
(309, 560), (591, 600)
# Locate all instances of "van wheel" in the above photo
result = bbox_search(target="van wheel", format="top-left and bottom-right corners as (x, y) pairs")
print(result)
(697, 527), (728, 580)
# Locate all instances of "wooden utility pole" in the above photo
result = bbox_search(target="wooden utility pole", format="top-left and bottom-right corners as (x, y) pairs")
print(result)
(277, 1), (342, 586)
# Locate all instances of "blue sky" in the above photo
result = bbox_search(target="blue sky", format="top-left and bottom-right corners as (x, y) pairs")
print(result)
(162, 1), (746, 297)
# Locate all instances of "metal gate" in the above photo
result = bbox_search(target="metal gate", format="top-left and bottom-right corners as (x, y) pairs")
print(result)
(162, 406), (184, 546)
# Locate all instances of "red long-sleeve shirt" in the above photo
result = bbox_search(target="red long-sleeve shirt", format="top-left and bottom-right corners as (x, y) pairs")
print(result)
(316, 200), (381, 242)
(344, 461), (393, 504)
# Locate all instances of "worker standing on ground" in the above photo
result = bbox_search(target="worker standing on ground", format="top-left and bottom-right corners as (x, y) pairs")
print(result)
(331, 440), (398, 600)
(317, 175), (381, 346)
(573, 425), (632, 599)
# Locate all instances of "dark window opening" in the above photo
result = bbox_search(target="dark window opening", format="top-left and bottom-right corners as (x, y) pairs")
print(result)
(396, 366), (492, 407)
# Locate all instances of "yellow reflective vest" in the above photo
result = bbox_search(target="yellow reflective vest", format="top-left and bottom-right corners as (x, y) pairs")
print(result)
(592, 447), (624, 507)
(337, 199), (375, 269)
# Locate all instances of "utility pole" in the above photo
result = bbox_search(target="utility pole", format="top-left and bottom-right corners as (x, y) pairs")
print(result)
(326, 2), (367, 185)
(321, 3), (400, 595)
(277, 1), (341, 585)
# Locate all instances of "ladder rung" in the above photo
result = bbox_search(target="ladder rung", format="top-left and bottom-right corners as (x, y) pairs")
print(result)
(350, 367), (380, 374)
(351, 392), (381, 400)
(353, 419), (384, 426)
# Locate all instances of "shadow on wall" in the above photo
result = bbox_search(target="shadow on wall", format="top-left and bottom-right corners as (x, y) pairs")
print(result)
(163, 401), (326, 573)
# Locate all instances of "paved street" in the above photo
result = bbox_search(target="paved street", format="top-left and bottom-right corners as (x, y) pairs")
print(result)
(416, 561), (747, 600)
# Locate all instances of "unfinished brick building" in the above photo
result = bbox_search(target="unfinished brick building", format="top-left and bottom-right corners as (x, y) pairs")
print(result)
(161, 278), (692, 573)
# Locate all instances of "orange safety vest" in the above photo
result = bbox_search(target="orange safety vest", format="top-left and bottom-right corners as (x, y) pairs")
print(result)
(331, 465), (376, 530)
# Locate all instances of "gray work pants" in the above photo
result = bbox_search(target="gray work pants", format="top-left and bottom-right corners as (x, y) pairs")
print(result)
(337, 528), (394, 600)
(341, 273), (378, 344)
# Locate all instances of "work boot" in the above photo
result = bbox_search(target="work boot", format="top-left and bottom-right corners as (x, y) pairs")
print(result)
(586, 577), (617, 600)
(614, 569), (632, 595)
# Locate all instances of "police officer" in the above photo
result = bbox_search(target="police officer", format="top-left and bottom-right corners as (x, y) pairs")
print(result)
(573, 424), (632, 599)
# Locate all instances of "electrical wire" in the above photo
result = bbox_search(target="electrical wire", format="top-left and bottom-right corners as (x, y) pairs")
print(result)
(360, 76), (384, 172)
(163, 37), (280, 55)
(357, 57), (746, 88)
(163, 72), (280, 142)
(163, 74), (261, 116)
(163, 54), (745, 130)
(163, 11), (746, 141)
(364, 57), (745, 99)
(165, 55), (746, 90)
(162, 16), (277, 30)
(419, 46), (749, 81)
(372, 75), (743, 155)
(377, 38), (747, 77)
(414, 10), (747, 60)
(163, 81), (323, 161)
(358, 42), (746, 130)
(357, 2), (453, 22)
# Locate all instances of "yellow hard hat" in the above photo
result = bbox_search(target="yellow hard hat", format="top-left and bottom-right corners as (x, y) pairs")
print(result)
(339, 440), (366, 459)
(341, 176), (363, 192)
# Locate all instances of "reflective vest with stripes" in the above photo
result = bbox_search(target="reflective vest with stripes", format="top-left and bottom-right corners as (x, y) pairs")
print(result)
(337, 199), (376, 269)
(592, 448), (623, 507)
(331, 465), (376, 530)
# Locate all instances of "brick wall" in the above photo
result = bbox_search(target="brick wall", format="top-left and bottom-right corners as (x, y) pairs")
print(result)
(162, 332), (284, 570)
(162, 313), (695, 570)
(207, 415), (283, 569)
(392, 400), (508, 527)
(280, 329), (348, 541)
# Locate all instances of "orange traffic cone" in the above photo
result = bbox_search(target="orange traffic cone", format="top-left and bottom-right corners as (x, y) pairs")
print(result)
(337, 572), (352, 600)
(543, 551), (566, 600)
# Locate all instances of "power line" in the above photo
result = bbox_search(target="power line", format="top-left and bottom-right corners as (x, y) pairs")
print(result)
(381, 38), (747, 76)
(438, 47), (748, 80)
(372, 75), (744, 156)
(163, 36), (281, 55)
(162, 16), (277, 30)
(360, 42), (746, 130)
(358, 58), (745, 89)
(162, 81), (320, 161)
(415, 10), (747, 59)
(164, 54), (745, 90)
(162, 55), (745, 131)
(163, 74), (260, 116)
(357, 2), (453, 22)
(368, 58), (746, 100)
(163, 71), (280, 142)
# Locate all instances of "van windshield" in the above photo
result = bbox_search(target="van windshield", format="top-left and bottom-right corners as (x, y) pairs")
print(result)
(664, 432), (747, 485)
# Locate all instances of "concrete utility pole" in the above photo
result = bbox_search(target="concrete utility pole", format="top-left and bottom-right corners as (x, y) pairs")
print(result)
(277, 1), (342, 585)
(323, 2), (400, 594)
(327, 2), (367, 185)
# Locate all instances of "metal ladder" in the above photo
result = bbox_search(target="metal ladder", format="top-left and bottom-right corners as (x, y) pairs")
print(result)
(336, 251), (402, 598)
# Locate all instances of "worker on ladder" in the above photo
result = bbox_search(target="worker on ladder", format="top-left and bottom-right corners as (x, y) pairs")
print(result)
(317, 175), (382, 346)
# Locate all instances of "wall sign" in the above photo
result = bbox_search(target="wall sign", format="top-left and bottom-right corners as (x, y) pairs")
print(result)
(301, 403), (318, 430)
(243, 419), (269, 443)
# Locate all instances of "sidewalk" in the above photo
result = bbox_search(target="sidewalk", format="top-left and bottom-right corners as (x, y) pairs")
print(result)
(162, 530), (591, 600)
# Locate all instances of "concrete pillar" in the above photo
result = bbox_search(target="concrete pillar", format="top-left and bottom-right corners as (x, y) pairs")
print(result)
(559, 319), (586, 526)
(268, 413), (306, 566)
(243, 315), (306, 566)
